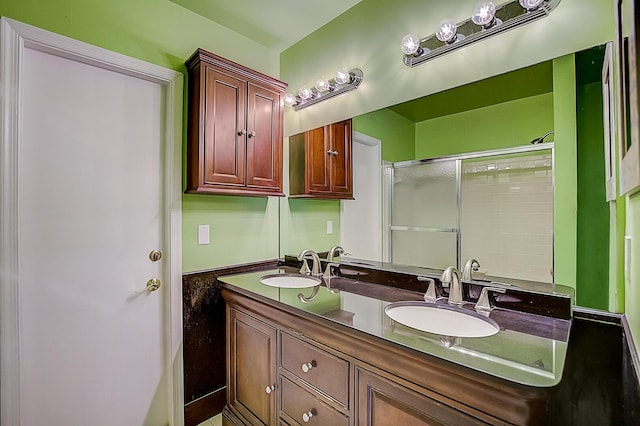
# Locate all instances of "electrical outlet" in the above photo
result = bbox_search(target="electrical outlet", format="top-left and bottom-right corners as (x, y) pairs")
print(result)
(198, 225), (210, 245)
(326, 220), (333, 235)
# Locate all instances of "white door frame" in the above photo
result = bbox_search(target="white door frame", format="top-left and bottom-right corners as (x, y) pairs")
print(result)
(340, 131), (382, 261)
(0, 18), (184, 425)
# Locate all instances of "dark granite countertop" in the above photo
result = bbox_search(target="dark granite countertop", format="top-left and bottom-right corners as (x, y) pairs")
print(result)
(218, 267), (571, 388)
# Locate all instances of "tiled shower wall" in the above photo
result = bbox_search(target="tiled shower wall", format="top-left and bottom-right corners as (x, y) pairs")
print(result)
(460, 153), (554, 282)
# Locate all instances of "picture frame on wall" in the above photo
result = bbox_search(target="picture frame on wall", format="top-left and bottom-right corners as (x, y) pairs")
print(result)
(617, 0), (640, 196)
(603, 42), (617, 201)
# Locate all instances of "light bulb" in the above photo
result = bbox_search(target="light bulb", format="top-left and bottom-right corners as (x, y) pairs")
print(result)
(315, 78), (331, 93)
(298, 85), (313, 100)
(435, 19), (458, 43)
(472, 1), (496, 27)
(283, 93), (298, 107)
(335, 68), (351, 85)
(401, 34), (422, 55)
(519, 0), (544, 10)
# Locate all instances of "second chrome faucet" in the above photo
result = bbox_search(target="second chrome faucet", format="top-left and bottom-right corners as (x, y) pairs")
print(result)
(441, 266), (464, 306)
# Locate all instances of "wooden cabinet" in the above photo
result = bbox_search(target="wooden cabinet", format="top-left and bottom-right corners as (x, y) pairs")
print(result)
(222, 288), (555, 426)
(185, 49), (286, 196)
(289, 119), (353, 199)
(226, 308), (277, 425)
(355, 367), (488, 425)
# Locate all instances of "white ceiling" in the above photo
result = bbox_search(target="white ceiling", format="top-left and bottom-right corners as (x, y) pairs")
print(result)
(169, 0), (363, 51)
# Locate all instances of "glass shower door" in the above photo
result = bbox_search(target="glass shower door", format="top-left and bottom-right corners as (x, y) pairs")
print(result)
(390, 159), (459, 269)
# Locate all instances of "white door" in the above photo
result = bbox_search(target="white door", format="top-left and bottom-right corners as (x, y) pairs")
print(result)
(1, 19), (183, 426)
(340, 132), (382, 261)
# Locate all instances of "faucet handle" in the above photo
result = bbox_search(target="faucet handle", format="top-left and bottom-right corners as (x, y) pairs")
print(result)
(475, 286), (507, 314)
(418, 276), (438, 303)
(299, 258), (311, 275)
(323, 262), (341, 279)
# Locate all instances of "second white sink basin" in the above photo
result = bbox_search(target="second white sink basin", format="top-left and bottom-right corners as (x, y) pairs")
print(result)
(260, 273), (322, 289)
(385, 301), (499, 338)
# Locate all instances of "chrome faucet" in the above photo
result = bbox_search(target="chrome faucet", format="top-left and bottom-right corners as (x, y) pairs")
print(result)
(441, 266), (464, 306)
(327, 245), (348, 261)
(462, 258), (481, 281)
(298, 249), (322, 276)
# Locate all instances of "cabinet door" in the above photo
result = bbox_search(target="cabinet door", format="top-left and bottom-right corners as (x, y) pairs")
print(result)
(306, 126), (331, 193)
(356, 368), (488, 426)
(329, 120), (352, 196)
(228, 308), (277, 425)
(246, 82), (282, 191)
(203, 67), (246, 186)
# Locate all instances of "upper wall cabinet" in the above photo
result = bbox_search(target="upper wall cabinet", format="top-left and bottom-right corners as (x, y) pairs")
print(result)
(185, 49), (287, 196)
(289, 119), (353, 200)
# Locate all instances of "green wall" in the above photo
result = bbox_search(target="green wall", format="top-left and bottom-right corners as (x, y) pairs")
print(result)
(413, 93), (554, 158)
(552, 55), (578, 290)
(352, 108), (416, 162)
(576, 82), (609, 309)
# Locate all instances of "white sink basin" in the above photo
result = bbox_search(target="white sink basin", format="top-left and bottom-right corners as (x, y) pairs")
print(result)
(384, 302), (499, 338)
(259, 273), (322, 289)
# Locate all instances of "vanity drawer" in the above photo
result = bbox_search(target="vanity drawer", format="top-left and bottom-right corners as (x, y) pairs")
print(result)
(280, 376), (349, 426)
(280, 332), (349, 406)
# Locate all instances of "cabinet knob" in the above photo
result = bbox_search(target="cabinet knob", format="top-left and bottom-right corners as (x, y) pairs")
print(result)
(248, 130), (257, 138)
(326, 150), (338, 156)
(302, 411), (314, 422)
(265, 384), (275, 394)
(238, 129), (247, 136)
(301, 362), (313, 373)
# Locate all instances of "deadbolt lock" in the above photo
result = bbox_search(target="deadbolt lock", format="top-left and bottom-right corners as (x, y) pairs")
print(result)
(149, 250), (162, 262)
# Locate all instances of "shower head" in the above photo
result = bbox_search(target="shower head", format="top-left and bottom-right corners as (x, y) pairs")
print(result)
(530, 131), (554, 144)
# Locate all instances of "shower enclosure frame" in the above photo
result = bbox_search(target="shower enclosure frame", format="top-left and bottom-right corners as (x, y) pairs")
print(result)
(384, 143), (555, 276)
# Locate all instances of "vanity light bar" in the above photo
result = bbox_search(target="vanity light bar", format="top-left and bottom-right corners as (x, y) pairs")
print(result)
(402, 0), (561, 68)
(285, 68), (364, 111)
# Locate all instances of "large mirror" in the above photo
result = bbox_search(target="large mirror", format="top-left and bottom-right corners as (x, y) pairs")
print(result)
(325, 43), (610, 310)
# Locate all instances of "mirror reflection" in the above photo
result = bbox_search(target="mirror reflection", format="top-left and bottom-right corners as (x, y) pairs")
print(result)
(325, 43), (607, 308)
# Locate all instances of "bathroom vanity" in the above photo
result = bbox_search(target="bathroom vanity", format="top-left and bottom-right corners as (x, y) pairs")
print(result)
(218, 263), (572, 425)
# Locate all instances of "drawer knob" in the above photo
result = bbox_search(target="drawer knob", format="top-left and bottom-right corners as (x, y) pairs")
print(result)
(302, 411), (314, 422)
(301, 362), (314, 373)
(265, 385), (275, 394)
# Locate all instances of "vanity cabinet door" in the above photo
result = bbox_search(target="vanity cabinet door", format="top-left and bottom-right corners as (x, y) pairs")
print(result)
(227, 308), (277, 425)
(355, 367), (489, 426)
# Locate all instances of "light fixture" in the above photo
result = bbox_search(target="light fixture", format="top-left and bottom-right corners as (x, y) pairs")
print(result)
(335, 68), (351, 85)
(285, 68), (364, 111)
(435, 19), (459, 44)
(298, 85), (313, 100)
(283, 93), (298, 107)
(401, 34), (423, 56)
(519, 0), (545, 11)
(472, 1), (498, 29)
(315, 78), (331, 93)
(401, 0), (561, 68)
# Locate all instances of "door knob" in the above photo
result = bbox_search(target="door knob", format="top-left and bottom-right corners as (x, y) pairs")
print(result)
(145, 278), (161, 292)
